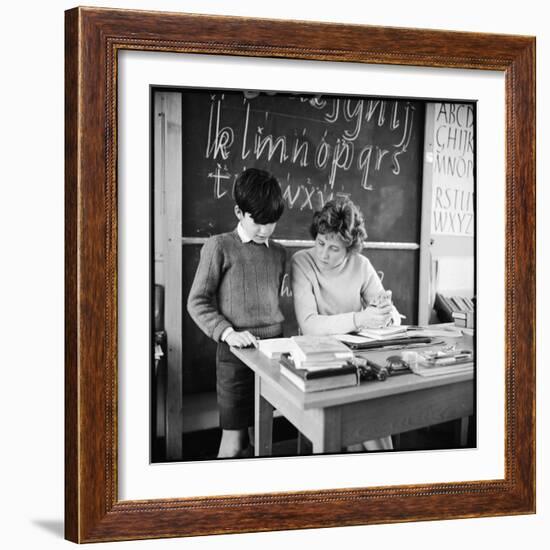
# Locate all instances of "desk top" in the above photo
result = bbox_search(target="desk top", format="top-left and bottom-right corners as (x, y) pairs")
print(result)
(232, 334), (474, 410)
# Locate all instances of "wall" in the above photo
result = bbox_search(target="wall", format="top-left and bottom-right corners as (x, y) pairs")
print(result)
(1, 1), (546, 550)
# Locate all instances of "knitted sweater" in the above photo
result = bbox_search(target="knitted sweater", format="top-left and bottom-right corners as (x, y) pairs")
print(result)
(187, 229), (286, 342)
(290, 248), (386, 335)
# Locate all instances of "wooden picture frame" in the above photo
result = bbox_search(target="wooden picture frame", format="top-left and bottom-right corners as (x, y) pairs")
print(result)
(65, 6), (535, 542)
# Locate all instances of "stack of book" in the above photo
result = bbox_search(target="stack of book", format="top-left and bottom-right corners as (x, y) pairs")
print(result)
(290, 335), (354, 368)
(409, 349), (474, 377)
(278, 336), (358, 392)
(452, 310), (474, 328)
(435, 293), (474, 323)
(279, 354), (359, 392)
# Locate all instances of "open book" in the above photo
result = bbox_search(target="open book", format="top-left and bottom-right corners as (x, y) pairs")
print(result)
(357, 326), (408, 340)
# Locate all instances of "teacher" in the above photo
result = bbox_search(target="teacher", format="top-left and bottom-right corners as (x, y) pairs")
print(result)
(291, 197), (400, 335)
(291, 197), (399, 451)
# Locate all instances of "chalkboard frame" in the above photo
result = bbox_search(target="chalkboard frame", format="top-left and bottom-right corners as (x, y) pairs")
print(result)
(65, 7), (535, 543)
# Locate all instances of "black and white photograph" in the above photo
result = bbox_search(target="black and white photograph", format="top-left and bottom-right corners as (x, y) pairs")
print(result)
(151, 87), (476, 463)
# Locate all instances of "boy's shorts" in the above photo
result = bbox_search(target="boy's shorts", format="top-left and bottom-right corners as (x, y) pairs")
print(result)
(216, 341), (254, 430)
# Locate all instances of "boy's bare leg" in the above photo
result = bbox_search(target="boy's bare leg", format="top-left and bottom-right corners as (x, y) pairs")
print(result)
(217, 428), (248, 458)
(248, 426), (255, 451)
(363, 436), (394, 451)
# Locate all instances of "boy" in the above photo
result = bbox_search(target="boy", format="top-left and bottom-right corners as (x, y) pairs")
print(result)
(187, 168), (286, 458)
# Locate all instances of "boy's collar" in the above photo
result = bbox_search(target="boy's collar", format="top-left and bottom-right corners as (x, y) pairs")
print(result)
(236, 222), (270, 247)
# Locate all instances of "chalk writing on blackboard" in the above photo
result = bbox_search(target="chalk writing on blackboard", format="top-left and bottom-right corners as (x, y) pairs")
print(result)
(180, 90), (424, 243)
(204, 93), (417, 211)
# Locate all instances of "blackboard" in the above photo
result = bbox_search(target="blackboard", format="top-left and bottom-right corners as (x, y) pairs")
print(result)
(175, 89), (425, 396)
(181, 90), (424, 243)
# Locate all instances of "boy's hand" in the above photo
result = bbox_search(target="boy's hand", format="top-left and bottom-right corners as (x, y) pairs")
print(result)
(225, 330), (257, 348)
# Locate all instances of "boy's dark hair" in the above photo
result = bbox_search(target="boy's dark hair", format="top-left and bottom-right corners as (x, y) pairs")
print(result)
(234, 168), (284, 224)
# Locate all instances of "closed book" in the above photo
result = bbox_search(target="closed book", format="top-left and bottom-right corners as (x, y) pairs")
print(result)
(293, 360), (349, 370)
(454, 296), (469, 311)
(418, 350), (473, 366)
(279, 355), (359, 392)
(443, 296), (457, 312)
(290, 335), (354, 363)
(344, 335), (432, 350)
(435, 293), (460, 321)
(435, 293), (454, 321)
(430, 357), (473, 367)
(292, 353), (351, 365)
(411, 362), (474, 377)
(292, 355), (350, 370)
(452, 310), (474, 328)
(412, 349), (474, 377)
(257, 338), (299, 359)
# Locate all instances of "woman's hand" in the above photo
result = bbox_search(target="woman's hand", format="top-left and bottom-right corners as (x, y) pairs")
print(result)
(355, 304), (394, 329)
(225, 330), (257, 348)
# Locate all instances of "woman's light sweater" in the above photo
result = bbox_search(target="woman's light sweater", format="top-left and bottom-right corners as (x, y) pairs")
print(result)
(290, 248), (388, 335)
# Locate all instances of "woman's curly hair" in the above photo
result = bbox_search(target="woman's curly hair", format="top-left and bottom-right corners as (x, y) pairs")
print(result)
(309, 197), (367, 254)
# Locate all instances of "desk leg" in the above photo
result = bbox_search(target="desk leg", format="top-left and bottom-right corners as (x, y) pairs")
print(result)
(312, 408), (342, 454)
(254, 374), (273, 457)
(459, 416), (470, 447)
(392, 434), (401, 450)
(297, 432), (309, 455)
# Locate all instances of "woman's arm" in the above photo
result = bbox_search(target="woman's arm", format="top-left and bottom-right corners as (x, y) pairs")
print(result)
(359, 259), (402, 327)
(291, 256), (357, 335)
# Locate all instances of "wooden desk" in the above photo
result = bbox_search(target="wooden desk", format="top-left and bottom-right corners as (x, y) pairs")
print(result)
(232, 341), (474, 456)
